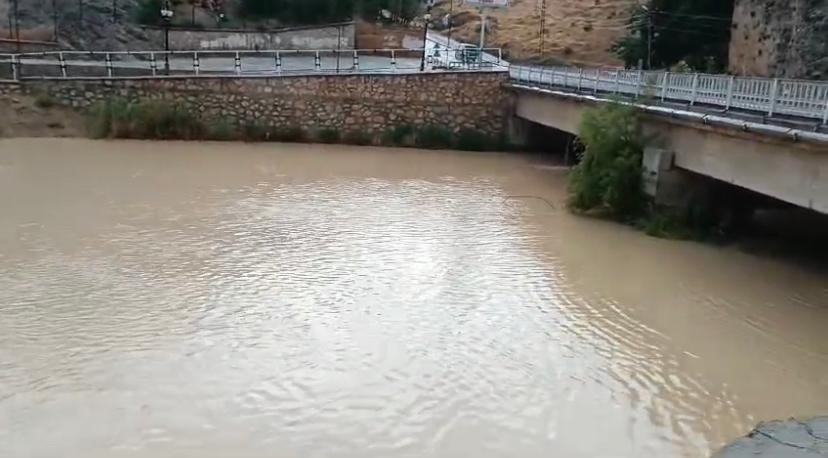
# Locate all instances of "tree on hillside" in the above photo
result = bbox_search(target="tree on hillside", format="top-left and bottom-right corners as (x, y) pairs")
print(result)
(612, 0), (735, 72)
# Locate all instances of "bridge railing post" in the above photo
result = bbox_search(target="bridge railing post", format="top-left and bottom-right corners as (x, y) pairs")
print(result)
(822, 88), (828, 125)
(577, 67), (583, 92)
(661, 71), (670, 102)
(768, 78), (779, 117)
(593, 69), (600, 94)
(614, 70), (620, 94)
(689, 73), (699, 105)
(725, 75), (735, 110)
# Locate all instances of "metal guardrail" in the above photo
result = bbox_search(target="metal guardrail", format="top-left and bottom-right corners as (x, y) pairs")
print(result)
(0, 48), (506, 81)
(510, 65), (828, 125)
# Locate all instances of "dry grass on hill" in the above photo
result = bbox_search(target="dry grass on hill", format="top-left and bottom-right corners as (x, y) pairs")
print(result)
(433, 0), (636, 66)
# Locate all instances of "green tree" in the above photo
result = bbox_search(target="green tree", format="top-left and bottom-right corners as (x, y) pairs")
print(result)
(612, 0), (735, 72)
(568, 103), (645, 219)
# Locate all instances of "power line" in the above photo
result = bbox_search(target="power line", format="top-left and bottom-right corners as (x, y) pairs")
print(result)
(653, 10), (732, 22)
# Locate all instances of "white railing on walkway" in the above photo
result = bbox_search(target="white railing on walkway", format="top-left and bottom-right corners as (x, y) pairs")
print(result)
(510, 65), (828, 124)
(0, 48), (506, 81)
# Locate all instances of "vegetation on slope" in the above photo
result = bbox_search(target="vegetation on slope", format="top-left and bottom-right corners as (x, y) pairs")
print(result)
(612, 0), (735, 72)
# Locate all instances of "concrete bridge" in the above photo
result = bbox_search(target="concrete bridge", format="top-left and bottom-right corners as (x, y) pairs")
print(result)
(509, 66), (828, 215)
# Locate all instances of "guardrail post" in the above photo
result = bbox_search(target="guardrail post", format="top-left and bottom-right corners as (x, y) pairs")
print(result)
(58, 52), (67, 78)
(689, 73), (699, 105)
(353, 50), (359, 71)
(149, 52), (157, 76)
(275, 51), (282, 73)
(725, 75), (735, 110)
(234, 51), (241, 75)
(614, 70), (620, 94)
(577, 67), (583, 92)
(314, 51), (321, 71)
(193, 51), (200, 76)
(661, 72), (670, 101)
(391, 50), (397, 72)
(768, 78), (779, 117)
(105, 53), (113, 78)
(10, 54), (18, 81)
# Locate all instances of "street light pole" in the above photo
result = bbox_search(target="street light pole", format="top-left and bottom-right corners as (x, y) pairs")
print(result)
(420, 11), (432, 72)
(160, 1), (174, 75)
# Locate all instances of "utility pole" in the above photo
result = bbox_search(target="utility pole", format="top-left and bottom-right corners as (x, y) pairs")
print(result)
(538, 0), (546, 56)
(420, 7), (432, 71)
(446, 0), (453, 45)
(642, 5), (652, 69)
(53, 0), (58, 40)
(12, 0), (19, 51)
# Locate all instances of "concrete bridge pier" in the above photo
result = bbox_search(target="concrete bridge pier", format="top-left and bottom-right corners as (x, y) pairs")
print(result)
(642, 148), (694, 208)
(643, 147), (767, 233)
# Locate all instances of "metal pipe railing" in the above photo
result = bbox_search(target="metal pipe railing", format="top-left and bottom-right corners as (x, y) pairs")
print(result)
(0, 47), (507, 82)
(510, 64), (828, 124)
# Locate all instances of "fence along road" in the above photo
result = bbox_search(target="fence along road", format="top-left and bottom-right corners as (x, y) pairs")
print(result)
(510, 65), (828, 126)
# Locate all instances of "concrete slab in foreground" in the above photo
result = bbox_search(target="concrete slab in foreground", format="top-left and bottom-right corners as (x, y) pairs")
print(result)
(712, 417), (828, 457)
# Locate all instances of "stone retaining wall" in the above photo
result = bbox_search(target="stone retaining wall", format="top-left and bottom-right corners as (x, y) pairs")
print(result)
(11, 72), (510, 137)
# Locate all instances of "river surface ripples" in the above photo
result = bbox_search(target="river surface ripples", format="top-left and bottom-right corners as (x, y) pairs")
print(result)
(1, 139), (827, 458)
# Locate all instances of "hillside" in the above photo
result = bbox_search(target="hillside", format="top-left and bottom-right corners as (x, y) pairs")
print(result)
(2, 0), (636, 66)
(0, 0), (153, 50)
(433, 0), (636, 65)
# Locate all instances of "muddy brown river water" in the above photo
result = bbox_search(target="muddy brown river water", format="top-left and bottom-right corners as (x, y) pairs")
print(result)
(1, 139), (827, 458)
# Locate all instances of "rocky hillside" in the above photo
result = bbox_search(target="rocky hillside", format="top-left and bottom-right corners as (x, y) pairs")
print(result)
(1, 0), (154, 50)
(2, 0), (638, 66)
(432, 0), (637, 65)
(729, 0), (828, 79)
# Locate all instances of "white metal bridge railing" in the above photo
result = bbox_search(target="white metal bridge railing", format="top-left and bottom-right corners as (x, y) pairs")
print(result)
(510, 65), (828, 125)
(0, 48), (506, 81)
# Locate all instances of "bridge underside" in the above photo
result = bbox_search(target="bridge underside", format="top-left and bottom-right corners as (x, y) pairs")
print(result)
(513, 89), (828, 214)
